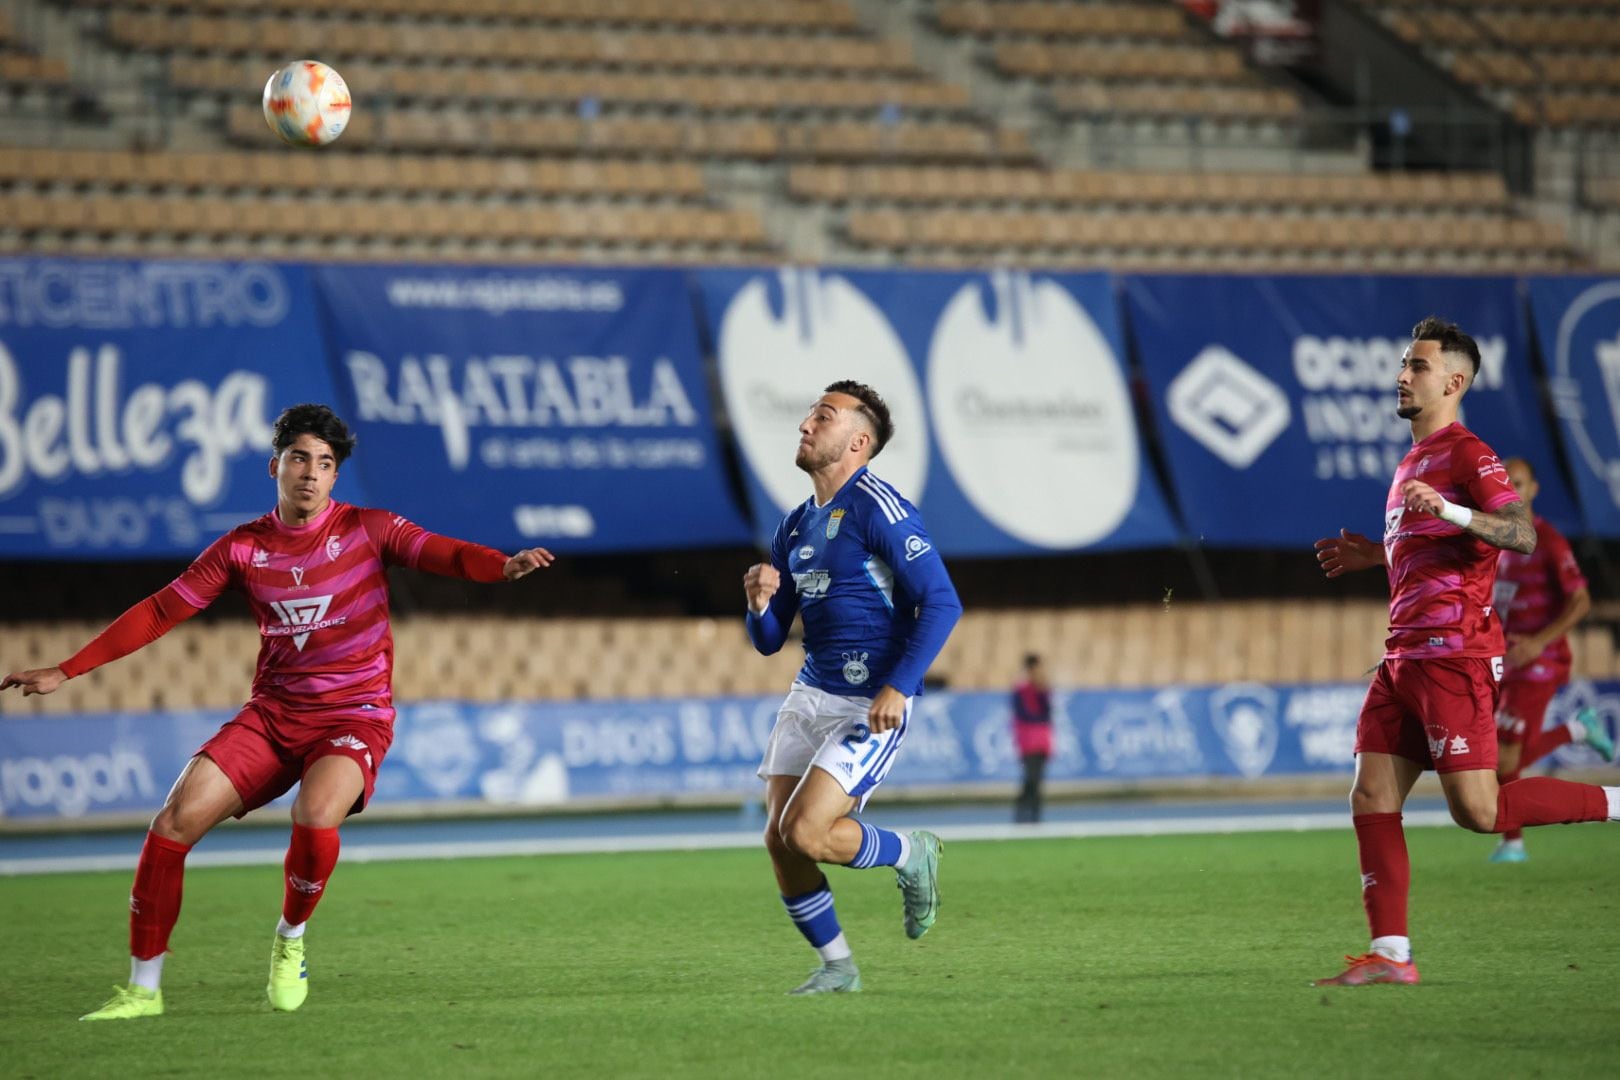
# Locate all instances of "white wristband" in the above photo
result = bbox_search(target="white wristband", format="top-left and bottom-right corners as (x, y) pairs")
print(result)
(1437, 500), (1473, 529)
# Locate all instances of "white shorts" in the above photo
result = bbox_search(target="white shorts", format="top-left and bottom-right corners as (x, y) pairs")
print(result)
(757, 682), (911, 809)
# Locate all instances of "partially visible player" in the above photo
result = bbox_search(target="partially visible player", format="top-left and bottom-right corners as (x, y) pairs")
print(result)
(1313, 317), (1620, 987)
(2, 404), (553, 1020)
(1490, 457), (1616, 863)
(744, 381), (962, 995)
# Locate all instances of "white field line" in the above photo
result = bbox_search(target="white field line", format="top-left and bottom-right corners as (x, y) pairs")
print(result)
(0, 810), (1458, 876)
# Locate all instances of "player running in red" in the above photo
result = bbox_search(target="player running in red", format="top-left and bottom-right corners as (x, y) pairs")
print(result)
(1313, 317), (1620, 986)
(1, 404), (553, 1020)
(1490, 457), (1616, 862)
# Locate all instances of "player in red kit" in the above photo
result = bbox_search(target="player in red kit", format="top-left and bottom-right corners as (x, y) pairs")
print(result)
(1313, 317), (1620, 986)
(1490, 457), (1616, 863)
(1, 404), (554, 1020)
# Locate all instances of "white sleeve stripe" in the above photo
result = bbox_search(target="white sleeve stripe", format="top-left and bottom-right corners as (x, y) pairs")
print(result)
(856, 476), (906, 523)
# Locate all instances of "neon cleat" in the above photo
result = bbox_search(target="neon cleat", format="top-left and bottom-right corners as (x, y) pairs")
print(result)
(80, 983), (164, 1021)
(787, 959), (861, 995)
(267, 934), (308, 1012)
(1313, 953), (1420, 986)
(896, 830), (942, 940)
(1489, 839), (1529, 863)
(1576, 708), (1616, 762)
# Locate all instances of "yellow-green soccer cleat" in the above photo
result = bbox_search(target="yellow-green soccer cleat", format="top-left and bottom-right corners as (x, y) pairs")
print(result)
(267, 934), (308, 1012)
(896, 830), (942, 940)
(80, 984), (164, 1021)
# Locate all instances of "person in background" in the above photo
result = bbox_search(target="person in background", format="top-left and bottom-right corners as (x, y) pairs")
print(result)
(1489, 457), (1615, 863)
(1012, 654), (1053, 824)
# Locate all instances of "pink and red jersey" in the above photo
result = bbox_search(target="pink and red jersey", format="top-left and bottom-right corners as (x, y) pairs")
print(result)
(1381, 422), (1519, 659)
(1494, 515), (1587, 681)
(170, 500), (432, 710)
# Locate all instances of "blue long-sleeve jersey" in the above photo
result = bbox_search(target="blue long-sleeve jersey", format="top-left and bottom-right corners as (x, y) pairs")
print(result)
(746, 466), (962, 698)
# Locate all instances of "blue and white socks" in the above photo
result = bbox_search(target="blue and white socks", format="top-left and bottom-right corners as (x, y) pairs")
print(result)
(782, 877), (852, 962)
(846, 822), (911, 870)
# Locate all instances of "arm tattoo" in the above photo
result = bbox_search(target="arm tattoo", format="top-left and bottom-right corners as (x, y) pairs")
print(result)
(1468, 499), (1535, 554)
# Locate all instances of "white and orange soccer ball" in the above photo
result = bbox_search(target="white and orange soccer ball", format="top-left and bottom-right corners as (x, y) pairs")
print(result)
(262, 60), (351, 147)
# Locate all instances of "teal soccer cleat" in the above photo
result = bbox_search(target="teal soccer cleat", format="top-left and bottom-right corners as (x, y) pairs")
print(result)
(896, 830), (942, 940)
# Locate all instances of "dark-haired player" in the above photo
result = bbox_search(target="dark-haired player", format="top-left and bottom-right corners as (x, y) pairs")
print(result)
(3, 404), (554, 1020)
(1490, 456), (1614, 863)
(744, 381), (963, 994)
(1314, 318), (1620, 986)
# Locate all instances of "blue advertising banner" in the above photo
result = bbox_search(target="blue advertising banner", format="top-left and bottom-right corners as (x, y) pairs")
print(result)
(0, 259), (357, 557)
(15, 678), (1613, 822)
(1527, 276), (1620, 537)
(310, 264), (750, 552)
(695, 267), (1180, 554)
(1125, 274), (1577, 547)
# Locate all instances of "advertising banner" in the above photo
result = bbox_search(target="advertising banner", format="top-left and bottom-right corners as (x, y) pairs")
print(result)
(310, 264), (751, 551)
(0, 259), (356, 557)
(696, 266), (1179, 554)
(1527, 276), (1620, 537)
(16, 677), (1615, 822)
(1125, 274), (1577, 546)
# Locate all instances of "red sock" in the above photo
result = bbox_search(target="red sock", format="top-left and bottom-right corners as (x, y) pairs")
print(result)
(130, 832), (191, 960)
(281, 824), (341, 927)
(1520, 725), (1574, 771)
(1353, 812), (1409, 940)
(1499, 764), (1526, 842)
(1495, 777), (1608, 832)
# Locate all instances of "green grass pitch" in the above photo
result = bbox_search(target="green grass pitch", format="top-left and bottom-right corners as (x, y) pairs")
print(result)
(4, 824), (1619, 1078)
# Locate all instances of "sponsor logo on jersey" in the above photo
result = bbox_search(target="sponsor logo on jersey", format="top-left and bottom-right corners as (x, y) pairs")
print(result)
(252, 547), (269, 568)
(792, 570), (831, 599)
(326, 536), (343, 561)
(826, 508), (845, 539)
(797, 545), (815, 562)
(290, 565), (306, 587)
(841, 650), (870, 686)
(902, 534), (932, 562)
(266, 595), (344, 651)
(330, 734), (369, 751)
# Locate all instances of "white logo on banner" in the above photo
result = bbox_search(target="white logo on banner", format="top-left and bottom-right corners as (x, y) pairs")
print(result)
(716, 268), (927, 513)
(1167, 346), (1291, 469)
(478, 706), (569, 805)
(928, 271), (1139, 547)
(1549, 282), (1620, 508)
(1091, 691), (1204, 774)
(1209, 683), (1280, 778)
(398, 703), (482, 797)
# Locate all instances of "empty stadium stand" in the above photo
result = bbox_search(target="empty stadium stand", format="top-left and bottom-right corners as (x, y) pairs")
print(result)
(0, 0), (1595, 268)
(6, 601), (1618, 714)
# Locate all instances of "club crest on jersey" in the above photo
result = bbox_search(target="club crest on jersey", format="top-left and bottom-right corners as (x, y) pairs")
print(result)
(252, 548), (269, 568)
(841, 650), (870, 686)
(326, 536), (343, 561)
(290, 565), (306, 587)
(826, 508), (846, 539)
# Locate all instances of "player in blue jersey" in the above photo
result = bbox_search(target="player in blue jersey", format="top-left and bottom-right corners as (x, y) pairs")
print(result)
(744, 380), (963, 995)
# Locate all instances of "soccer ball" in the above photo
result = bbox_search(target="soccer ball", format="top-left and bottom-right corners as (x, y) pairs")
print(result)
(262, 60), (351, 147)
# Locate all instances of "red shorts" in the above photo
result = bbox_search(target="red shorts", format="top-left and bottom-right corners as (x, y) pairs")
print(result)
(1355, 656), (1501, 773)
(1496, 678), (1564, 747)
(197, 698), (394, 818)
